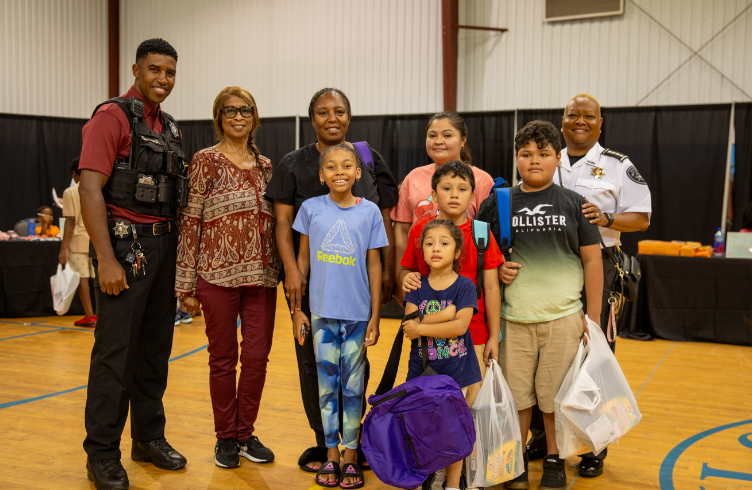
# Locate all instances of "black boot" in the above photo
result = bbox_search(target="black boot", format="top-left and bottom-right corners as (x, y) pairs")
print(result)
(86, 459), (129, 490)
(131, 438), (187, 470)
(578, 456), (604, 477)
(503, 451), (529, 489)
(539, 455), (566, 490)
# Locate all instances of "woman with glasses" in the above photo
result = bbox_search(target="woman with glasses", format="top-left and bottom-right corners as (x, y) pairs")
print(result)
(175, 86), (279, 469)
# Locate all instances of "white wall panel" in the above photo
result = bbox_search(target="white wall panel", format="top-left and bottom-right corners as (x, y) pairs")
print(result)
(0, 0), (108, 118)
(120, 0), (444, 120)
(457, 0), (752, 111)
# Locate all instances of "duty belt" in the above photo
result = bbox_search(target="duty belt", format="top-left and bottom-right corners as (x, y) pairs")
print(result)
(601, 245), (618, 259)
(109, 219), (174, 238)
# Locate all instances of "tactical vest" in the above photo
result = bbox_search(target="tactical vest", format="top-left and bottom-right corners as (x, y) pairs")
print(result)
(90, 96), (188, 221)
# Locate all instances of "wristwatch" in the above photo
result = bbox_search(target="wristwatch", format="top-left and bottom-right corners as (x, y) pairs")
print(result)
(603, 212), (615, 228)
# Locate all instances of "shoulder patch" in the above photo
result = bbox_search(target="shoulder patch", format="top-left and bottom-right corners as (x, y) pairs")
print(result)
(626, 165), (647, 185)
(601, 148), (629, 162)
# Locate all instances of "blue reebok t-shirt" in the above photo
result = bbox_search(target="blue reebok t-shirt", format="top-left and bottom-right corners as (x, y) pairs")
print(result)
(404, 275), (482, 388)
(293, 195), (389, 321)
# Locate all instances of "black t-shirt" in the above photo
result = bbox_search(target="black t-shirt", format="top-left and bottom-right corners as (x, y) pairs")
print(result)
(568, 153), (586, 166)
(265, 141), (399, 268)
(476, 184), (601, 322)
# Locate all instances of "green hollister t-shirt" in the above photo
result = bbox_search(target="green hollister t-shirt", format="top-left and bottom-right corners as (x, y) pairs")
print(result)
(499, 184), (601, 323)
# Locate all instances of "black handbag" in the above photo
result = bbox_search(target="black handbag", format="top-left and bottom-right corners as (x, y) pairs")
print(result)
(601, 238), (641, 307)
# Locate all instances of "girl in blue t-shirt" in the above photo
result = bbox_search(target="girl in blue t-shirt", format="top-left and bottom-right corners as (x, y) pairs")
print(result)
(293, 143), (388, 488)
(402, 219), (481, 490)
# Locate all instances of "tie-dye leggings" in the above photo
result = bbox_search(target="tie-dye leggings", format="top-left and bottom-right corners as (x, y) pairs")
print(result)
(311, 315), (368, 449)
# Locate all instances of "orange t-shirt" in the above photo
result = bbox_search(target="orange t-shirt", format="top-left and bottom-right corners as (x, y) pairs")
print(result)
(400, 216), (504, 345)
(390, 163), (495, 225)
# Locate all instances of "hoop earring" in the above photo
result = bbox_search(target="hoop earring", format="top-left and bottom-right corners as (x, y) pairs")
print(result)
(320, 181), (325, 185)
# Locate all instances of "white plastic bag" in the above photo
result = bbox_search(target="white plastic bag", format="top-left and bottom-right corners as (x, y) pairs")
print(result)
(558, 315), (642, 455)
(465, 359), (524, 487)
(50, 263), (80, 315)
(554, 337), (592, 458)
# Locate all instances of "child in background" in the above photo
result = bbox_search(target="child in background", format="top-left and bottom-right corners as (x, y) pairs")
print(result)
(399, 160), (502, 408)
(402, 219), (481, 490)
(293, 143), (388, 488)
(35, 205), (60, 237)
(59, 157), (96, 327)
(476, 120), (603, 490)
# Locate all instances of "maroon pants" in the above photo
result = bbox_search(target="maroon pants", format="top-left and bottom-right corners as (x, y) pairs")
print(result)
(196, 277), (277, 440)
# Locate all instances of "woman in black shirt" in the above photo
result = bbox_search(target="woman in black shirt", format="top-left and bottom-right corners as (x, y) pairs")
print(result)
(264, 88), (398, 479)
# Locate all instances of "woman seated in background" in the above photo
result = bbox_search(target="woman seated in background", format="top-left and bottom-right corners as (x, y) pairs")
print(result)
(36, 205), (60, 237)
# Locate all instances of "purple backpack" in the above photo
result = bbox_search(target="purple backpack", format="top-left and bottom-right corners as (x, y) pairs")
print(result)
(361, 312), (476, 489)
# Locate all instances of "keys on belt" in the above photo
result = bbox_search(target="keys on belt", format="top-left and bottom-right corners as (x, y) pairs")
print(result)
(123, 224), (148, 277)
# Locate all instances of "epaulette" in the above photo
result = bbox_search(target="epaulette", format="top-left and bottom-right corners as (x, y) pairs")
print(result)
(601, 148), (628, 162)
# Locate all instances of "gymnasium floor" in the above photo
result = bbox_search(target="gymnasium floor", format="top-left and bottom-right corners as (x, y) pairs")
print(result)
(1, 287), (750, 490)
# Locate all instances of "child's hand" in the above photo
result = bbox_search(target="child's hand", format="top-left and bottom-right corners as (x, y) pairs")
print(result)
(402, 271), (422, 293)
(364, 318), (380, 346)
(402, 318), (423, 341)
(499, 250), (521, 285)
(483, 338), (498, 367)
(292, 310), (310, 346)
(581, 315), (590, 344)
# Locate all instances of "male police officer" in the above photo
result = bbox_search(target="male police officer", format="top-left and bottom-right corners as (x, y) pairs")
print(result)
(79, 38), (188, 490)
(524, 93), (652, 480)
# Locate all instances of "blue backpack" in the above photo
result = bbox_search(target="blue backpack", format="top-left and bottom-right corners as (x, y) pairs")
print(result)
(470, 177), (513, 298)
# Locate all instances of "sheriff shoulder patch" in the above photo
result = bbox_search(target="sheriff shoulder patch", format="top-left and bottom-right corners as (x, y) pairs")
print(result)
(626, 165), (646, 185)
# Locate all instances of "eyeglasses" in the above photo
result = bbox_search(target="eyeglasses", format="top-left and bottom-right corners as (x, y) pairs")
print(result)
(221, 105), (255, 118)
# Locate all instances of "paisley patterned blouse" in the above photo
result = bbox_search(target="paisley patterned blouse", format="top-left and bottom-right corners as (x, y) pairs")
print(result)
(175, 147), (279, 297)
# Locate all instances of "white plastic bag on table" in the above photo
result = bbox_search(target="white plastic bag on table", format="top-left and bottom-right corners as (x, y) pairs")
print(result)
(559, 315), (642, 455)
(465, 359), (524, 487)
(554, 336), (592, 458)
(50, 263), (80, 315)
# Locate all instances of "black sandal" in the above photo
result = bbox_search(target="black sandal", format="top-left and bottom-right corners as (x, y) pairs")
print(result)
(298, 446), (328, 473)
(316, 460), (341, 487)
(340, 447), (371, 471)
(339, 463), (364, 489)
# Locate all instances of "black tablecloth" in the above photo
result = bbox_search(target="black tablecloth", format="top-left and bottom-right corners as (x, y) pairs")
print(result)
(0, 240), (93, 318)
(619, 254), (752, 346)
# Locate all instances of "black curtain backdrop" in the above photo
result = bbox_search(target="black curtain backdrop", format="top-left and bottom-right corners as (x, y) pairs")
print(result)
(2, 105), (734, 256)
(733, 103), (752, 231)
(0, 113), (87, 231)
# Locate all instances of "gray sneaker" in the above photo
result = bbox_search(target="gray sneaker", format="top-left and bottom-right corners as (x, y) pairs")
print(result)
(238, 435), (274, 463)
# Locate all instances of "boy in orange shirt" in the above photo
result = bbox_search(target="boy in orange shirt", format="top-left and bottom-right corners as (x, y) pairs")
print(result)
(398, 160), (503, 407)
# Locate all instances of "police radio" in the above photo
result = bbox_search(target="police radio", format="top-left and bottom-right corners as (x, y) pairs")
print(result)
(127, 98), (145, 169)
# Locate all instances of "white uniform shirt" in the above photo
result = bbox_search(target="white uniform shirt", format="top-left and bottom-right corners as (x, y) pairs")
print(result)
(555, 142), (652, 247)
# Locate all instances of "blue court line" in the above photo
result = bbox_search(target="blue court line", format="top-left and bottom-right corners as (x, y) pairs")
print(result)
(659, 419), (752, 489)
(0, 320), (48, 326)
(0, 328), (65, 341)
(0, 318), (238, 410)
(636, 341), (675, 397)
(0, 322), (95, 340)
(565, 475), (578, 489)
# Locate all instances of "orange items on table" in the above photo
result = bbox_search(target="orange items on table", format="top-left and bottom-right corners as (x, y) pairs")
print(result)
(638, 240), (712, 258)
